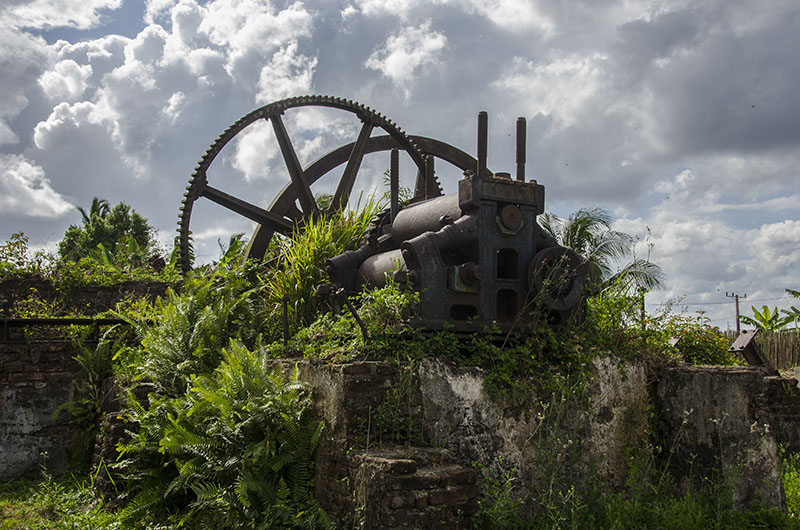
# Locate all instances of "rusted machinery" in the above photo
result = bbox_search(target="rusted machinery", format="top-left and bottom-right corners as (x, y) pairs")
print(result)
(178, 96), (588, 331)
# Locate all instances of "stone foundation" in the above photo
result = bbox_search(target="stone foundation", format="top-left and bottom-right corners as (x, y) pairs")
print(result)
(3, 350), (800, 527)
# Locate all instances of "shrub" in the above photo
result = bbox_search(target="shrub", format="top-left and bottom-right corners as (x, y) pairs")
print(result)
(117, 342), (331, 529)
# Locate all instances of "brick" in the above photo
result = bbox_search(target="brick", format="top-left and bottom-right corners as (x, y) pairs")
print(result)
(442, 468), (477, 486)
(387, 473), (442, 491)
(3, 361), (23, 372)
(388, 494), (417, 509)
(429, 485), (478, 506)
(340, 363), (374, 376)
(457, 498), (480, 516)
(415, 493), (429, 510)
(383, 510), (428, 527)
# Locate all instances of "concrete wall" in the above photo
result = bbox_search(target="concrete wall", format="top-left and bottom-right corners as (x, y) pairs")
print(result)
(0, 341), (79, 480)
(2, 343), (799, 526)
(0, 278), (166, 480)
(654, 366), (785, 508)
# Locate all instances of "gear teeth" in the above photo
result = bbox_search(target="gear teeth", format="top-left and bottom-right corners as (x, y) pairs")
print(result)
(177, 94), (432, 273)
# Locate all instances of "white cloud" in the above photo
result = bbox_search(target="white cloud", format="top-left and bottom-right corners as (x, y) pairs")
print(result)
(38, 59), (92, 102)
(232, 119), (279, 182)
(256, 42), (317, 104)
(161, 91), (186, 124)
(200, 0), (314, 88)
(0, 155), (72, 218)
(365, 20), (446, 97)
(750, 220), (800, 273)
(463, 0), (555, 36)
(33, 101), (100, 151)
(125, 24), (169, 67)
(353, 0), (554, 35)
(493, 54), (608, 128)
(145, 0), (178, 24)
(0, 27), (51, 145)
(354, 0), (443, 18)
(0, 0), (122, 30)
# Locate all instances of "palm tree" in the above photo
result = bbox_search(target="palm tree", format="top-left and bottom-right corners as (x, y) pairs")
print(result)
(77, 197), (110, 224)
(540, 207), (664, 294)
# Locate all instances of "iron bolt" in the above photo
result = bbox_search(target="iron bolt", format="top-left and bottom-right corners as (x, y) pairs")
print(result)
(459, 262), (483, 285)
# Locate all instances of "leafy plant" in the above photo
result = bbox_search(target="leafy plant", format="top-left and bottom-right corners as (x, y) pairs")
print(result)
(0, 232), (53, 278)
(261, 196), (383, 339)
(54, 328), (126, 469)
(540, 207), (664, 294)
(741, 305), (794, 332)
(127, 277), (264, 396)
(662, 312), (737, 366)
(117, 342), (331, 529)
(58, 198), (158, 264)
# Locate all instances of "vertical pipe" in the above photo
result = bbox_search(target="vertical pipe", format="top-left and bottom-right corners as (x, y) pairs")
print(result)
(390, 148), (399, 221)
(477, 111), (488, 178)
(516, 117), (526, 182)
(424, 155), (435, 199)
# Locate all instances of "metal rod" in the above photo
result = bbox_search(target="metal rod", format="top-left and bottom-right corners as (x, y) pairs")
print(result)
(344, 297), (369, 343)
(424, 155), (435, 199)
(0, 318), (128, 343)
(516, 117), (526, 182)
(390, 148), (399, 221)
(477, 111), (488, 178)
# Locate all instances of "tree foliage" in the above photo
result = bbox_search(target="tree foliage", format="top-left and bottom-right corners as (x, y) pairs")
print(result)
(58, 198), (157, 264)
(540, 207), (664, 294)
(740, 304), (796, 332)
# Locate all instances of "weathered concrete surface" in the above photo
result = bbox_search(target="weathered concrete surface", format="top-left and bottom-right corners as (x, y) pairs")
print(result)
(0, 341), (81, 480)
(275, 360), (476, 528)
(585, 356), (650, 488)
(351, 448), (477, 529)
(417, 357), (650, 514)
(0, 376), (76, 479)
(654, 366), (784, 508)
(759, 375), (800, 454)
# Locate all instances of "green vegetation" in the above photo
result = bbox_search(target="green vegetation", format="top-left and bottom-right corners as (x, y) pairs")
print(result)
(540, 207), (664, 294)
(1, 199), (796, 528)
(58, 197), (158, 266)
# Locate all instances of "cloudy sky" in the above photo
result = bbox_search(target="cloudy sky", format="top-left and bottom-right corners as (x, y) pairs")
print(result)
(1, 0), (799, 329)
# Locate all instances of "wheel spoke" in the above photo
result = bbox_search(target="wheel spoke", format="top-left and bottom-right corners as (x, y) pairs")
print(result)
(270, 114), (318, 216)
(201, 185), (294, 235)
(331, 120), (374, 212)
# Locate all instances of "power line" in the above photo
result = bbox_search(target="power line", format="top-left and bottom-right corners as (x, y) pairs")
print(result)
(665, 295), (787, 307)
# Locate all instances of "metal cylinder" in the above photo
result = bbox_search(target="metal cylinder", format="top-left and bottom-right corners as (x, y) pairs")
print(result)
(391, 193), (462, 244)
(516, 117), (526, 182)
(401, 214), (479, 271)
(356, 249), (405, 289)
(390, 148), (399, 221)
(477, 111), (488, 178)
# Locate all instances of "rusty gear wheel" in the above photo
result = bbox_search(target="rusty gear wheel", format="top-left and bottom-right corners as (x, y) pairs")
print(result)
(178, 96), (488, 272)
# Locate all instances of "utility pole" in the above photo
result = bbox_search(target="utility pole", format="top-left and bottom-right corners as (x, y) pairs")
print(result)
(726, 292), (746, 333)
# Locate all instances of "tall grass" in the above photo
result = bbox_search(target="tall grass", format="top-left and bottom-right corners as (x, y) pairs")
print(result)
(261, 195), (383, 338)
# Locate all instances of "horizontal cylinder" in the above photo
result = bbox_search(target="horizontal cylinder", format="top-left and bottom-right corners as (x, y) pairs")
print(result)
(391, 193), (462, 244)
(357, 249), (406, 290)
